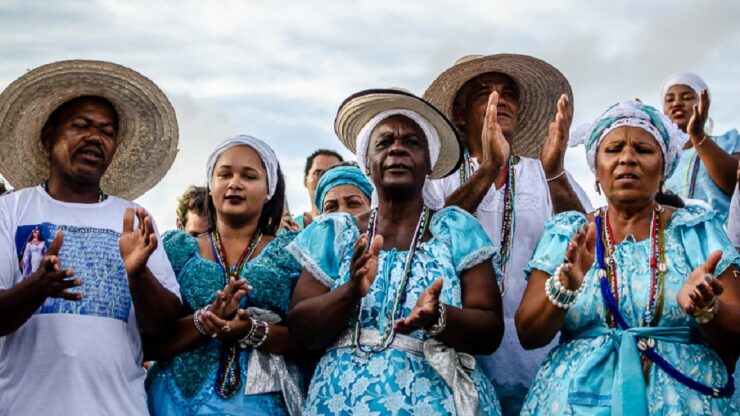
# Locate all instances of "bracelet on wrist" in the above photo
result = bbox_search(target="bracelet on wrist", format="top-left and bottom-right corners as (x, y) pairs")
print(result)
(425, 303), (447, 337)
(238, 318), (270, 349)
(545, 263), (583, 309)
(193, 307), (209, 336)
(546, 170), (566, 182)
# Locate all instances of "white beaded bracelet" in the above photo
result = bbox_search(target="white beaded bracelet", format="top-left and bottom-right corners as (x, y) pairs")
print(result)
(545, 263), (583, 309)
(193, 307), (209, 336)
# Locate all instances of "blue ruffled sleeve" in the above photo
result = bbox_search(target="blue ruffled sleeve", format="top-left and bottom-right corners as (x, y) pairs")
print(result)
(286, 213), (359, 288)
(162, 230), (199, 280)
(430, 206), (496, 273)
(670, 204), (740, 276)
(525, 211), (588, 278)
(245, 231), (303, 317)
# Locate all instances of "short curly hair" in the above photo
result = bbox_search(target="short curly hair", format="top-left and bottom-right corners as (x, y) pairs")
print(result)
(176, 186), (208, 227)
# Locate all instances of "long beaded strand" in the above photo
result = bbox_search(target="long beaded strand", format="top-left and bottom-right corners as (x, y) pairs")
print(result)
(209, 229), (262, 399)
(352, 206), (430, 357)
(497, 156), (517, 296)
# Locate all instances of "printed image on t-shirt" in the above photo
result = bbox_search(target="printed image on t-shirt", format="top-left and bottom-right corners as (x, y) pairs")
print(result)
(15, 223), (131, 322)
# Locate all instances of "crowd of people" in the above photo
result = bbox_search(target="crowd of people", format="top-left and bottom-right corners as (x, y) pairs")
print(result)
(0, 55), (738, 415)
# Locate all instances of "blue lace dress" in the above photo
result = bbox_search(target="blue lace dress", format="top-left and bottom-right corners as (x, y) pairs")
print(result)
(521, 205), (740, 415)
(287, 206), (502, 415)
(665, 129), (740, 224)
(145, 230), (302, 416)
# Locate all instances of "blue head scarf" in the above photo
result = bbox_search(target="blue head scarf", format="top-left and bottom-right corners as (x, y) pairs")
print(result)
(569, 100), (689, 178)
(314, 165), (373, 214)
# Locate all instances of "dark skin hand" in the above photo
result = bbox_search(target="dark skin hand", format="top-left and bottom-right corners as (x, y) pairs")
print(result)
(120, 207), (181, 338)
(540, 94), (586, 214)
(685, 90), (740, 196)
(445, 91), (509, 214)
(0, 230), (82, 336)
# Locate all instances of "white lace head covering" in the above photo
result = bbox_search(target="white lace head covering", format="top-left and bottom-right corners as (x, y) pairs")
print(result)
(569, 100), (689, 178)
(206, 135), (279, 199)
(355, 108), (440, 176)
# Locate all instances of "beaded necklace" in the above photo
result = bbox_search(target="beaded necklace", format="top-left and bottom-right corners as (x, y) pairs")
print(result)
(43, 180), (108, 202)
(352, 206), (430, 358)
(497, 156), (517, 296)
(209, 228), (262, 399)
(598, 205), (665, 329)
(457, 152), (517, 295)
(684, 151), (701, 198)
(595, 207), (735, 398)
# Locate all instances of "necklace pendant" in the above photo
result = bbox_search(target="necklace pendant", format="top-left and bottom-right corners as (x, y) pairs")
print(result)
(658, 263), (667, 273)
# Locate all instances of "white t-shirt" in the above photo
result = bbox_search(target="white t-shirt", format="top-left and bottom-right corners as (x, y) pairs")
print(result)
(426, 156), (592, 390)
(0, 186), (180, 416)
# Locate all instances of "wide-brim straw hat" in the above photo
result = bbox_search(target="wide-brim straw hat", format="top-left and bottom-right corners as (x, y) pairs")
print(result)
(335, 88), (461, 179)
(0, 60), (178, 200)
(423, 53), (573, 159)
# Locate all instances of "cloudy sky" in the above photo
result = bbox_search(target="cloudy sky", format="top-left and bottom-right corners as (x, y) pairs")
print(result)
(1, 0), (738, 230)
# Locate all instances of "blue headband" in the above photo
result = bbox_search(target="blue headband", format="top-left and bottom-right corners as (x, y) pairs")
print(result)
(314, 166), (373, 213)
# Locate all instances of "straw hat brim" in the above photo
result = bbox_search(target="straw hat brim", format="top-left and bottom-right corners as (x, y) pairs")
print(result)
(423, 54), (573, 159)
(0, 60), (178, 200)
(335, 89), (462, 179)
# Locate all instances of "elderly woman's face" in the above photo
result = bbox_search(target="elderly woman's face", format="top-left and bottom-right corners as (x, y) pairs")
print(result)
(663, 84), (698, 132)
(322, 184), (370, 216)
(596, 126), (664, 204)
(366, 115), (431, 193)
(210, 145), (269, 223)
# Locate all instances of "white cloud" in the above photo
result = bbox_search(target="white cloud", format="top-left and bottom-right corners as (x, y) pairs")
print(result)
(1, 0), (738, 229)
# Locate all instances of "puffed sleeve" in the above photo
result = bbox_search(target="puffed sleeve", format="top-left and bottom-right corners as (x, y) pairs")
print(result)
(245, 231), (303, 316)
(525, 211), (588, 278)
(671, 204), (740, 276)
(430, 206), (496, 273)
(286, 213), (359, 288)
(162, 229), (199, 280)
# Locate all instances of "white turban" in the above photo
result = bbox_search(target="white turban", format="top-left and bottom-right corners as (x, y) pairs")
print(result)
(206, 135), (279, 199)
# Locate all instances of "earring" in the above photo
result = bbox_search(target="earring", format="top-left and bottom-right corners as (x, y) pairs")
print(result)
(594, 181), (601, 195)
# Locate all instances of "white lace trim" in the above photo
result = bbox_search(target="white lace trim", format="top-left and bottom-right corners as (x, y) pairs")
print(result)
(285, 242), (335, 288)
(456, 246), (497, 274)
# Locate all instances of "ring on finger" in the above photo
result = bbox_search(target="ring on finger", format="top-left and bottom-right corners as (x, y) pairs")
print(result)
(221, 324), (231, 333)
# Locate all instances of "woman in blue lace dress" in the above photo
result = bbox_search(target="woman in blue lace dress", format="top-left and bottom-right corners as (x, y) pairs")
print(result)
(287, 89), (504, 415)
(661, 73), (740, 224)
(517, 101), (740, 415)
(145, 136), (304, 416)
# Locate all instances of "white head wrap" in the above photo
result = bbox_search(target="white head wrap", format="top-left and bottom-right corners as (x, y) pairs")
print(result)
(569, 100), (689, 178)
(660, 72), (710, 100)
(205, 135), (280, 199)
(355, 109), (440, 175)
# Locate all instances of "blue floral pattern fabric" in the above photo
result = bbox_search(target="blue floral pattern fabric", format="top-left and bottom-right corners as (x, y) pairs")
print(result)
(521, 205), (740, 415)
(287, 206), (502, 415)
(665, 129), (740, 224)
(145, 230), (301, 416)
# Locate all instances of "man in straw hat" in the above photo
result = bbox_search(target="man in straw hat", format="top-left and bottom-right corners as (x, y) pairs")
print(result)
(0, 60), (181, 414)
(424, 53), (592, 415)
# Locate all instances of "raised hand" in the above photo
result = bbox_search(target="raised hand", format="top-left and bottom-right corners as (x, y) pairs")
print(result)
(687, 89), (711, 142)
(559, 223), (596, 290)
(32, 230), (82, 300)
(480, 91), (510, 171)
(394, 278), (443, 334)
(677, 251), (724, 316)
(209, 277), (251, 319)
(119, 208), (158, 277)
(348, 233), (383, 300)
(540, 94), (573, 176)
